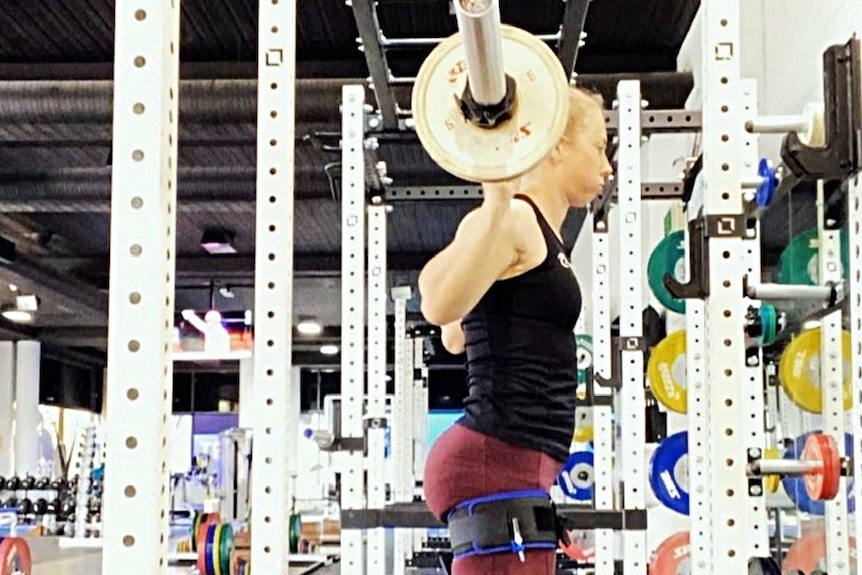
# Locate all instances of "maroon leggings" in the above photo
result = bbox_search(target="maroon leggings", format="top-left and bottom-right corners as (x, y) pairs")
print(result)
(424, 423), (563, 575)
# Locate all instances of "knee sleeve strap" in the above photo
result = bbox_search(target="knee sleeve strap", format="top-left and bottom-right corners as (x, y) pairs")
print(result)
(446, 490), (561, 560)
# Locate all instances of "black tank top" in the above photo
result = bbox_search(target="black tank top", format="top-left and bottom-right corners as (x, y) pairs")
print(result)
(458, 195), (582, 463)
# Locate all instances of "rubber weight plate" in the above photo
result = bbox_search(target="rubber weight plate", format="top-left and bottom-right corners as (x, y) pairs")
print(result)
(558, 451), (594, 501)
(648, 531), (689, 575)
(782, 531), (857, 573)
(781, 431), (855, 515)
(573, 406), (593, 443)
(778, 327), (852, 413)
(0, 536), (32, 575)
(762, 447), (781, 494)
(646, 330), (687, 414)
(575, 334), (593, 385)
(801, 433), (841, 501)
(219, 523), (234, 575)
(777, 227), (849, 285)
(649, 431), (689, 516)
(648, 230), (686, 314)
(289, 513), (302, 553)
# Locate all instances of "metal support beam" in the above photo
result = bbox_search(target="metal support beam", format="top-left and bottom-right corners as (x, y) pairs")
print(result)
(558, 0), (591, 81)
(40, 252), (433, 281)
(351, 0), (400, 130)
(0, 253), (108, 321)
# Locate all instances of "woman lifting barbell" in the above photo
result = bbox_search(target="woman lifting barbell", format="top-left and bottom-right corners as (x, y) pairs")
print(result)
(418, 84), (613, 575)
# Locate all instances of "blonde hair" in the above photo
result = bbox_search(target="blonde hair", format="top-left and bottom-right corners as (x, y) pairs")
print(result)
(506, 86), (604, 188)
(561, 85), (605, 142)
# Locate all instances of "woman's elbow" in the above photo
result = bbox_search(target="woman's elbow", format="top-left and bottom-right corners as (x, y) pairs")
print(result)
(420, 297), (449, 326)
(441, 328), (465, 355)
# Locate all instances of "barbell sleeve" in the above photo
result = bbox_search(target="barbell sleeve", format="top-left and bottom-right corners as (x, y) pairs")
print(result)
(453, 0), (508, 106)
(751, 459), (823, 476)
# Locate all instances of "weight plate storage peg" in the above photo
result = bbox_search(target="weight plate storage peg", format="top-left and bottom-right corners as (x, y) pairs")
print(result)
(0, 536), (32, 575)
(781, 431), (855, 515)
(648, 531), (689, 575)
(649, 431), (689, 516)
(557, 451), (594, 501)
(778, 327), (852, 413)
(411, 24), (570, 183)
(646, 330), (687, 414)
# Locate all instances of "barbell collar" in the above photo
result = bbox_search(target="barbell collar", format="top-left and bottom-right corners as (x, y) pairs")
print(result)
(453, 0), (508, 107)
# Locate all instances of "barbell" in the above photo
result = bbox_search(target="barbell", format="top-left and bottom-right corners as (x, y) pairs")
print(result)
(411, 0), (571, 182)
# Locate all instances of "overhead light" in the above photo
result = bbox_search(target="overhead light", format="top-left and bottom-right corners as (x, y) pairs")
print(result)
(8, 284), (17, 292)
(297, 319), (322, 335)
(1, 294), (39, 323)
(320, 344), (339, 356)
(218, 286), (235, 299)
(802, 319), (821, 330)
(200, 228), (237, 255)
(1, 308), (32, 323)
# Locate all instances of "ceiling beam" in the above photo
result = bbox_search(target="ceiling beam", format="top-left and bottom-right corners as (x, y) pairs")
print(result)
(0, 72), (693, 126)
(40, 252), (434, 281)
(0, 55), (686, 82)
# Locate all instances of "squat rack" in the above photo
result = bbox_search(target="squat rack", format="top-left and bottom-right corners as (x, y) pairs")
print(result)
(100, 1), (862, 575)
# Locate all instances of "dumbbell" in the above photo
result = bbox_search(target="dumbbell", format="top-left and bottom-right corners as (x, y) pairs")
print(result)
(19, 476), (36, 490)
(5, 476), (20, 491)
(34, 477), (50, 490)
(46, 498), (61, 515)
(61, 497), (76, 518)
(1, 496), (17, 509)
(16, 498), (32, 515)
(0, 476), (5, 491)
(50, 478), (68, 491)
(32, 498), (48, 515)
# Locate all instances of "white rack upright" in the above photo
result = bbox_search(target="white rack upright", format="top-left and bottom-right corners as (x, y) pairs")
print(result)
(101, 0), (180, 572)
(615, 79), (647, 575)
(248, 0), (299, 571)
(848, 170), (862, 569)
(817, 178), (851, 575)
(696, 0), (753, 570)
(366, 202), (389, 574)
(739, 80), (769, 559)
(590, 179), (615, 575)
(340, 84), (369, 573)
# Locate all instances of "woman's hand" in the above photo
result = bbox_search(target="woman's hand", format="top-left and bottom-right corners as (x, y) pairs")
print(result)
(481, 180), (519, 211)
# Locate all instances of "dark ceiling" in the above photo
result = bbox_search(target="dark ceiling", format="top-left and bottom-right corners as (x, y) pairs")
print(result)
(0, 0), (706, 374)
